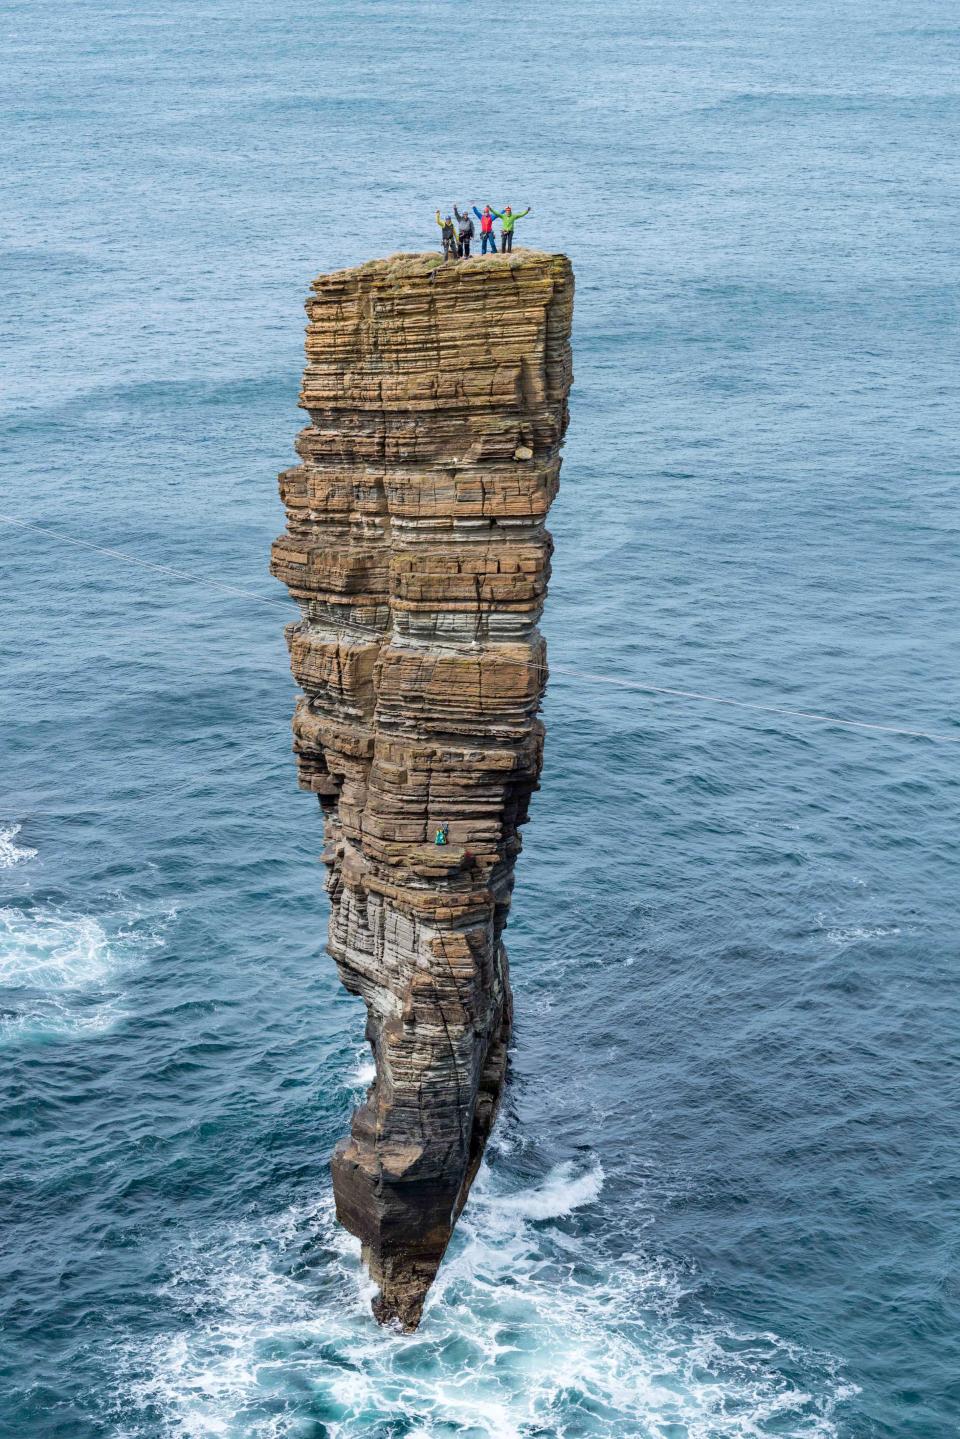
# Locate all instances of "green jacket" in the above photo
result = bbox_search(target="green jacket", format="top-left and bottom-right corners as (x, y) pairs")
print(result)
(492, 207), (530, 234)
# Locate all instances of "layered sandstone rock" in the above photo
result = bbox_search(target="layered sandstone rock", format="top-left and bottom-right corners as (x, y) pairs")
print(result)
(271, 249), (574, 1329)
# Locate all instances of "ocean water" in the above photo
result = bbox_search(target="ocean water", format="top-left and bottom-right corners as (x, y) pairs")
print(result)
(2, 1), (959, 1434)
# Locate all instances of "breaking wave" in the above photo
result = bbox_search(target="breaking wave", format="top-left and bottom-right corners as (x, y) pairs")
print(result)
(344, 1048), (377, 1092)
(109, 1158), (853, 1438)
(0, 903), (170, 1043)
(0, 822), (37, 869)
(479, 1157), (604, 1221)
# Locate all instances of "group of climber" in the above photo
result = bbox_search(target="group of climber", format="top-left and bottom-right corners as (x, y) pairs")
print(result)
(435, 204), (531, 262)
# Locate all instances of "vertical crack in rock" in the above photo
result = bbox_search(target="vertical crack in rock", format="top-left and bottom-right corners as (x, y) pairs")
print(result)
(271, 250), (574, 1330)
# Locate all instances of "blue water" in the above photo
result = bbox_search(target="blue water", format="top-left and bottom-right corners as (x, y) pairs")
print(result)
(2, 1), (959, 1434)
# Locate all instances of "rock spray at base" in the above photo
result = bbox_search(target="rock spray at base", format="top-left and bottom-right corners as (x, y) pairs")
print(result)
(272, 250), (574, 1329)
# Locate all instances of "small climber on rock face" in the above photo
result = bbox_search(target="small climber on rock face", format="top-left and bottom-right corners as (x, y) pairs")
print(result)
(453, 206), (475, 259)
(491, 204), (531, 254)
(473, 204), (498, 254)
(436, 210), (458, 261)
(434, 823), (449, 846)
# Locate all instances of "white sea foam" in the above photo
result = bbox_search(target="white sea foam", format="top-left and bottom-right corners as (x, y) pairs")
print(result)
(344, 1049), (376, 1091)
(814, 910), (901, 950)
(110, 1158), (855, 1439)
(0, 910), (118, 990)
(479, 1157), (604, 1221)
(0, 903), (168, 1042)
(0, 822), (37, 868)
(826, 924), (900, 948)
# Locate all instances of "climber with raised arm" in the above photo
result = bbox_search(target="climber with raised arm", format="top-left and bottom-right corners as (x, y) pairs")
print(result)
(453, 206), (475, 259)
(472, 204), (498, 254)
(491, 204), (531, 253)
(436, 210), (458, 262)
(434, 822), (449, 846)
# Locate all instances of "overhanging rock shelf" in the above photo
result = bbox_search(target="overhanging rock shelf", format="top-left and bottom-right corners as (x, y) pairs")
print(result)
(271, 248), (574, 1329)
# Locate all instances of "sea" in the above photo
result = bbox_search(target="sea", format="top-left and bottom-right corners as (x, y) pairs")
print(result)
(2, 1), (959, 1434)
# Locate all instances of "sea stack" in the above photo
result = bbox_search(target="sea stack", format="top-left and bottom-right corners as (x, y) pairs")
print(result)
(271, 249), (574, 1329)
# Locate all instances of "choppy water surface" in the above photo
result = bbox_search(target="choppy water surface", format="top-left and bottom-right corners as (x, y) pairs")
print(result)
(2, 2), (959, 1435)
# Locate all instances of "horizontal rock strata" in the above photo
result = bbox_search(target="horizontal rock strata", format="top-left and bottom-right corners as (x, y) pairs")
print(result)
(272, 249), (574, 1329)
